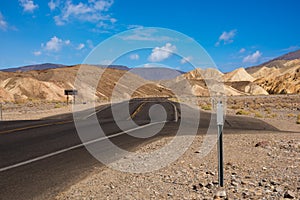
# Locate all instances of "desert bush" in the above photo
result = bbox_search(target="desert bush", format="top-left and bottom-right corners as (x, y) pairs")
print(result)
(50, 100), (64, 104)
(254, 112), (263, 118)
(236, 110), (250, 115)
(264, 107), (272, 114)
(265, 113), (278, 118)
(230, 105), (240, 110)
(15, 100), (26, 105)
(54, 103), (62, 109)
(297, 114), (300, 124)
(169, 97), (180, 103)
(249, 104), (260, 110)
(287, 113), (295, 118)
(201, 104), (212, 111)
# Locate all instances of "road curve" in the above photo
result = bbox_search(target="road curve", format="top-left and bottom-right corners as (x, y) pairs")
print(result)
(0, 98), (278, 200)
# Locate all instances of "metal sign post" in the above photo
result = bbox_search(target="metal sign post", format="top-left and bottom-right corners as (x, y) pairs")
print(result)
(217, 101), (224, 187)
(0, 103), (2, 121)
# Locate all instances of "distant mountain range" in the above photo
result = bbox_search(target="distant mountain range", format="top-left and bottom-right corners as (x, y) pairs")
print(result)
(1, 63), (66, 72)
(246, 49), (300, 74)
(275, 49), (300, 60)
(0, 63), (130, 72)
(0, 63), (184, 80)
(128, 67), (185, 80)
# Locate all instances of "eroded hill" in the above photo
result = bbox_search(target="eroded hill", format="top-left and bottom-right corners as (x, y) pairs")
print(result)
(0, 65), (173, 102)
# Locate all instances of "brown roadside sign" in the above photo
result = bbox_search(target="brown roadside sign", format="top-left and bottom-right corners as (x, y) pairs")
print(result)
(64, 89), (78, 95)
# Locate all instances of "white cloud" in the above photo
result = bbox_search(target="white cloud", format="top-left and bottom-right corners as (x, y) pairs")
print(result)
(76, 43), (85, 50)
(281, 45), (300, 52)
(65, 40), (71, 45)
(143, 63), (155, 68)
(243, 51), (262, 63)
(120, 28), (174, 42)
(180, 56), (193, 64)
(216, 29), (237, 46)
(239, 48), (246, 53)
(101, 59), (112, 65)
(48, 0), (59, 11)
(0, 12), (8, 31)
(129, 54), (139, 60)
(19, 0), (38, 12)
(53, 16), (64, 26)
(110, 18), (117, 23)
(43, 36), (70, 52)
(86, 40), (94, 49)
(33, 51), (42, 56)
(53, 0), (115, 26)
(127, 24), (144, 29)
(148, 43), (177, 62)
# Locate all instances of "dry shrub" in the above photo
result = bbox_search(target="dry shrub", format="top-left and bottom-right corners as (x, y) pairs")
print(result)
(236, 110), (250, 115)
(297, 114), (300, 124)
(254, 112), (263, 118)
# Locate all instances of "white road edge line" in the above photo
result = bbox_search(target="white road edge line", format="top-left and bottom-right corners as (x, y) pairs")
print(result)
(82, 105), (110, 120)
(0, 121), (166, 172)
(170, 102), (178, 122)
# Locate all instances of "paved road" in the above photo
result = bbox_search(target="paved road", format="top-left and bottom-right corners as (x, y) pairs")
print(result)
(0, 98), (278, 200)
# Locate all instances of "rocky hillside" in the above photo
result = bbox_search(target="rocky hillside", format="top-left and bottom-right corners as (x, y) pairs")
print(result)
(254, 63), (300, 94)
(0, 65), (173, 103)
(223, 68), (255, 82)
(161, 68), (268, 96)
(245, 50), (300, 94)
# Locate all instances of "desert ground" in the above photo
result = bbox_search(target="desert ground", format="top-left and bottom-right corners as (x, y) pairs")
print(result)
(1, 95), (298, 199)
(53, 96), (299, 200)
(55, 132), (299, 200)
(0, 100), (108, 120)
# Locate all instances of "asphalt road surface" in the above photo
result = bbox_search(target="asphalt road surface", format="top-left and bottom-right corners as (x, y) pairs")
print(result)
(0, 98), (278, 200)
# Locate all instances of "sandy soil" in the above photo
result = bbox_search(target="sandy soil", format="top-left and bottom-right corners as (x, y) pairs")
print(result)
(1, 95), (299, 123)
(0, 101), (109, 120)
(196, 95), (300, 132)
(55, 131), (299, 199)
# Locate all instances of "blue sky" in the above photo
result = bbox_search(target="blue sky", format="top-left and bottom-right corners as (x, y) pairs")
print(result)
(0, 0), (300, 72)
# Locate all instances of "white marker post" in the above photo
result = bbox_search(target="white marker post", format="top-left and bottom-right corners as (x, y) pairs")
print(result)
(217, 101), (224, 187)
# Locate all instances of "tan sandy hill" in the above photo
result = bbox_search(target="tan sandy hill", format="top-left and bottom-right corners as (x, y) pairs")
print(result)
(165, 67), (267, 96)
(245, 49), (300, 94)
(161, 68), (224, 97)
(223, 67), (255, 82)
(246, 60), (287, 75)
(247, 59), (300, 94)
(255, 64), (300, 94)
(183, 68), (224, 80)
(225, 81), (268, 95)
(250, 59), (300, 79)
(251, 66), (281, 79)
(0, 65), (173, 103)
(221, 68), (268, 95)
